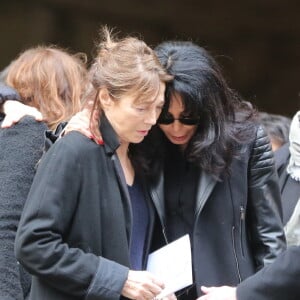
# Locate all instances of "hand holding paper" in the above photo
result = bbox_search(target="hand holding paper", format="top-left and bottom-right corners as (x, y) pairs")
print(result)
(121, 270), (165, 300)
(146, 234), (193, 299)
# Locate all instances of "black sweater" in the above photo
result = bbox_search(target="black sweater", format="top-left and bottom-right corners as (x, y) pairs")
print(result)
(0, 116), (47, 299)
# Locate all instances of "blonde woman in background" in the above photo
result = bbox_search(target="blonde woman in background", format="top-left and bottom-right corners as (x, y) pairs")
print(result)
(0, 46), (88, 300)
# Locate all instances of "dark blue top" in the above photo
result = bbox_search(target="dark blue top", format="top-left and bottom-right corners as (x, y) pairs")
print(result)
(128, 177), (149, 270)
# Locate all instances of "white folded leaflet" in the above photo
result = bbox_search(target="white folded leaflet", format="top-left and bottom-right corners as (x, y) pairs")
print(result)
(146, 234), (193, 299)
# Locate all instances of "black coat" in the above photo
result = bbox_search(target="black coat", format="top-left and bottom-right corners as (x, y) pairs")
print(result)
(149, 126), (286, 296)
(237, 246), (300, 300)
(15, 117), (157, 300)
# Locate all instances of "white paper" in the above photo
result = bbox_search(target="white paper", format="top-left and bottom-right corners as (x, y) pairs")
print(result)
(146, 234), (193, 299)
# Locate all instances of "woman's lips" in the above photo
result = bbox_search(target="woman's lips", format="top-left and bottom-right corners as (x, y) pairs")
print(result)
(171, 135), (187, 142)
(137, 130), (149, 136)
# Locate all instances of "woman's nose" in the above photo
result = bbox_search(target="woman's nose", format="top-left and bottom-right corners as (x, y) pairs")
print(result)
(145, 109), (157, 125)
(171, 120), (182, 131)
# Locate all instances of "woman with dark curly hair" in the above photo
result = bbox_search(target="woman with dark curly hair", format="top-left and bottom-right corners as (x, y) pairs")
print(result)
(131, 41), (286, 299)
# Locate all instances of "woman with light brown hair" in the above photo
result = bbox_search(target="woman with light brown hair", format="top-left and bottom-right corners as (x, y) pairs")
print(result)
(14, 28), (172, 300)
(0, 45), (88, 300)
(5, 46), (86, 129)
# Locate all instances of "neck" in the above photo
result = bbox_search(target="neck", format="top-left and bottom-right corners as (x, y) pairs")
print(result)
(116, 142), (129, 160)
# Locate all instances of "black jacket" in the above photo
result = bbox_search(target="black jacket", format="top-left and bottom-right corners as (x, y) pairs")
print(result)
(15, 117), (158, 300)
(237, 246), (300, 300)
(149, 126), (286, 296)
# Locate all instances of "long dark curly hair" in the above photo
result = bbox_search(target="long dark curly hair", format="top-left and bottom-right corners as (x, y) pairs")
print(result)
(131, 41), (258, 180)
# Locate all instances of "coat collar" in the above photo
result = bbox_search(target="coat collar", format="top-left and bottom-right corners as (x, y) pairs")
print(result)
(100, 113), (121, 155)
(100, 114), (133, 244)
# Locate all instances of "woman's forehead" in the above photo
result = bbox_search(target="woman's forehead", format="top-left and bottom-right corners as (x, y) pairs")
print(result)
(133, 82), (165, 105)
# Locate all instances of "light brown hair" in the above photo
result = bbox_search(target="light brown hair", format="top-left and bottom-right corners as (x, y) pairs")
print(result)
(85, 26), (172, 138)
(6, 46), (88, 130)
(90, 27), (172, 100)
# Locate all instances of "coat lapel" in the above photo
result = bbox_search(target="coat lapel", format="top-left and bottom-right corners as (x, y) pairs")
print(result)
(195, 170), (218, 216)
(149, 171), (166, 227)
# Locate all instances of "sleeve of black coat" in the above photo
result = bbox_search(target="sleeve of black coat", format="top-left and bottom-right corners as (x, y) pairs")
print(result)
(15, 136), (129, 299)
(0, 117), (46, 300)
(237, 246), (300, 300)
(247, 125), (286, 268)
(0, 82), (20, 105)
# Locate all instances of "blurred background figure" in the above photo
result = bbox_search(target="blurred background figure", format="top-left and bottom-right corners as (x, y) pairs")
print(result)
(280, 111), (300, 246)
(0, 45), (88, 300)
(258, 111), (300, 238)
(258, 111), (291, 152)
(270, 111), (300, 229)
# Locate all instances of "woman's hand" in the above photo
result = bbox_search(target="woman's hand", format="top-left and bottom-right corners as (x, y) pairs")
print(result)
(162, 293), (177, 300)
(1, 100), (43, 128)
(63, 101), (103, 144)
(197, 286), (237, 300)
(121, 270), (165, 300)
